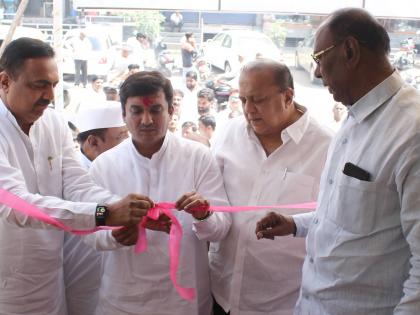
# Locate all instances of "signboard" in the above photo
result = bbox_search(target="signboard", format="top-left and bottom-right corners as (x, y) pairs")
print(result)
(221, 0), (362, 14)
(73, 0), (219, 11)
(73, 0), (420, 18)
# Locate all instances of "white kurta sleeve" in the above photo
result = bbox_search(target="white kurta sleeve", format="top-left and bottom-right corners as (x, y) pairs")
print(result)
(192, 148), (231, 242)
(0, 145), (97, 230)
(0, 113), (118, 230)
(293, 212), (315, 237)
(394, 142), (420, 314)
(83, 230), (124, 251)
(86, 157), (126, 250)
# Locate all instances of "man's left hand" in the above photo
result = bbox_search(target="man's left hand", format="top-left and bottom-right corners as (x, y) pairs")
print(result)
(175, 191), (210, 220)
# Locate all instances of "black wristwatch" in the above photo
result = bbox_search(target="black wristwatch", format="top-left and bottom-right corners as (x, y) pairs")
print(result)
(95, 205), (108, 226)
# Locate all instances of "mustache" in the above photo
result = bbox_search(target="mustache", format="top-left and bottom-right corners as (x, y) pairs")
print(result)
(35, 99), (51, 106)
(138, 124), (155, 130)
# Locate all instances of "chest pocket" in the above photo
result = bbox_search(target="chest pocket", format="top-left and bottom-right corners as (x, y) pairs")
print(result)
(272, 171), (316, 205)
(328, 175), (400, 234)
(37, 154), (63, 197)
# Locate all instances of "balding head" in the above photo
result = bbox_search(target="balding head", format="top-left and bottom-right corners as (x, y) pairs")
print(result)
(241, 59), (294, 91)
(322, 8), (390, 56)
(312, 8), (394, 106)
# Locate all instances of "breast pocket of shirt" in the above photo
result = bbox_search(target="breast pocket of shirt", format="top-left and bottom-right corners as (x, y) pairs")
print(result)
(329, 175), (399, 234)
(273, 171), (317, 206)
(38, 154), (63, 197)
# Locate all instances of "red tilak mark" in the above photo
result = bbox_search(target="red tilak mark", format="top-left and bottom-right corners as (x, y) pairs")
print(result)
(143, 97), (153, 107)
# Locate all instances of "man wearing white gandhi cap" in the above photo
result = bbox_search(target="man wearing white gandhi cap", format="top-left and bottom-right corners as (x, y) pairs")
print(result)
(64, 101), (128, 315)
(75, 101), (128, 170)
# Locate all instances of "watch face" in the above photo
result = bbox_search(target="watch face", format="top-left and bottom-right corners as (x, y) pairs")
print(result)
(95, 205), (107, 226)
(97, 206), (107, 214)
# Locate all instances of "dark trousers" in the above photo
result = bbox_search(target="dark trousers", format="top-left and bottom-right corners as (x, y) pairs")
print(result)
(170, 21), (183, 32)
(213, 298), (230, 315)
(74, 59), (88, 87)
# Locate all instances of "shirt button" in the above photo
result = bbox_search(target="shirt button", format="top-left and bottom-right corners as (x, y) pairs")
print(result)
(309, 257), (314, 263)
(342, 138), (348, 144)
(303, 294), (309, 299)
(314, 218), (318, 224)
(328, 178), (333, 185)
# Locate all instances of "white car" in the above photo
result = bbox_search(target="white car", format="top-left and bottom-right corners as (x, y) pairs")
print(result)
(295, 33), (321, 84)
(201, 30), (282, 73)
(62, 26), (117, 78)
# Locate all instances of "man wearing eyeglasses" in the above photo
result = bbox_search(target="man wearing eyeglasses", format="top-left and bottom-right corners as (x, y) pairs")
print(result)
(210, 59), (332, 315)
(256, 8), (420, 315)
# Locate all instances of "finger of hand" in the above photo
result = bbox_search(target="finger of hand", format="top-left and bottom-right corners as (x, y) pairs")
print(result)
(112, 226), (135, 244)
(111, 226), (127, 238)
(175, 191), (196, 209)
(255, 212), (279, 233)
(130, 200), (153, 210)
(158, 213), (171, 222)
(118, 230), (138, 246)
(145, 220), (172, 233)
(256, 229), (275, 240)
(120, 225), (139, 244)
(128, 193), (154, 205)
(184, 197), (208, 211)
(176, 195), (196, 210)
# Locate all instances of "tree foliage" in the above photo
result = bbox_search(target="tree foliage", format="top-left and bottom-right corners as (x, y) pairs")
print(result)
(124, 10), (165, 40)
(264, 20), (287, 48)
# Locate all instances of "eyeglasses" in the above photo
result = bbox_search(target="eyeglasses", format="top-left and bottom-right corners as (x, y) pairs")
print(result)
(311, 44), (338, 64)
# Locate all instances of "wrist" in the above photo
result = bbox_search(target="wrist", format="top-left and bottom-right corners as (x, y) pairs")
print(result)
(289, 217), (297, 236)
(194, 211), (212, 221)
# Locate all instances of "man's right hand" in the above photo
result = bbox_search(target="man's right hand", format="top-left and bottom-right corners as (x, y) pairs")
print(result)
(255, 212), (296, 240)
(105, 194), (154, 226)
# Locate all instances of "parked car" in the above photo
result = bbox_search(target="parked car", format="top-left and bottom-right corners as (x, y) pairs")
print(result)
(201, 30), (282, 73)
(62, 26), (118, 79)
(295, 33), (322, 84)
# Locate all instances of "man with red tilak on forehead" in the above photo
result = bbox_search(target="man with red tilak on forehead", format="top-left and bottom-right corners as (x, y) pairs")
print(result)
(84, 71), (230, 315)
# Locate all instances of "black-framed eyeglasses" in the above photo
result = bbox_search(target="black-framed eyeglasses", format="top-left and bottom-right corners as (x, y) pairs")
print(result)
(311, 44), (338, 64)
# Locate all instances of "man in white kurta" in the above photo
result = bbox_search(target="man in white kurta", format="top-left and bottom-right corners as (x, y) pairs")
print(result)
(86, 71), (230, 315)
(257, 9), (420, 314)
(0, 38), (151, 315)
(210, 60), (332, 315)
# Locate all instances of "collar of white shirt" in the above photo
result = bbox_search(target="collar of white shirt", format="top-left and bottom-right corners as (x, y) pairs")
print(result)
(0, 98), (29, 133)
(129, 131), (172, 161)
(348, 70), (403, 124)
(246, 104), (310, 145)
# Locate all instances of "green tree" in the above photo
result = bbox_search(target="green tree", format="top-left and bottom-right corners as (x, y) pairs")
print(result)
(125, 10), (165, 41)
(264, 20), (287, 48)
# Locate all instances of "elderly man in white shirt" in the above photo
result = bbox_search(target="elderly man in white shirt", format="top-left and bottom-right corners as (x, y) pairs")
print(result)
(64, 103), (128, 315)
(210, 59), (332, 315)
(256, 8), (420, 315)
(0, 38), (152, 315)
(85, 71), (230, 315)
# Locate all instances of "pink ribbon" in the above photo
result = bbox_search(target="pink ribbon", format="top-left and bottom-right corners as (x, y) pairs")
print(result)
(0, 188), (116, 234)
(0, 188), (316, 301)
(135, 201), (317, 300)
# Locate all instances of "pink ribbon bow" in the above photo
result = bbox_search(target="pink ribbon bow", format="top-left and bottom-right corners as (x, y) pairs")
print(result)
(135, 202), (196, 300)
